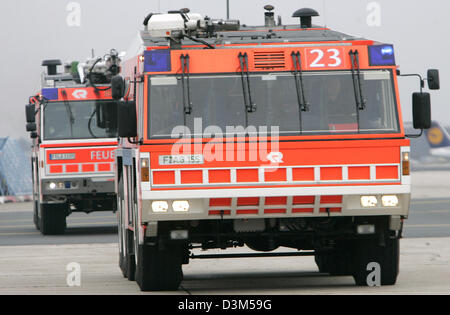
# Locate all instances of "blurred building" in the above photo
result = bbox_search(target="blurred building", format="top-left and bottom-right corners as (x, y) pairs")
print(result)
(0, 137), (32, 197)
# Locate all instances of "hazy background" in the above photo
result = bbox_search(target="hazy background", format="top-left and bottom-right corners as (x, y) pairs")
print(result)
(0, 0), (447, 140)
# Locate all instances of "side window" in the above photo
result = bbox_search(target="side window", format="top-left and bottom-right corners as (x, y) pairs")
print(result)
(138, 80), (144, 138)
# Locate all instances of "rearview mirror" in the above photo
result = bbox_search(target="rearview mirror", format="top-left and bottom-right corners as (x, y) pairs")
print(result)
(96, 102), (118, 130)
(26, 122), (37, 132)
(111, 76), (125, 100)
(118, 101), (137, 138)
(412, 92), (431, 130)
(25, 104), (36, 123)
(427, 69), (440, 90)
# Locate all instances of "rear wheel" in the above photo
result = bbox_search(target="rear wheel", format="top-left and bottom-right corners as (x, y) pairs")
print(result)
(136, 243), (183, 292)
(40, 203), (67, 235)
(352, 237), (400, 286)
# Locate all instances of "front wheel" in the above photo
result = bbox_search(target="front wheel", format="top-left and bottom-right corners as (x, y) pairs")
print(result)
(33, 201), (40, 231)
(352, 237), (400, 286)
(40, 203), (68, 235)
(135, 243), (183, 292)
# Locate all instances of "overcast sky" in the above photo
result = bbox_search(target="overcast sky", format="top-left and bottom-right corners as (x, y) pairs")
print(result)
(0, 0), (447, 139)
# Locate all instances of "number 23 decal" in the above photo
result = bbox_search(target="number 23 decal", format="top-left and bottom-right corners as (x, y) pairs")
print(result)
(307, 48), (343, 68)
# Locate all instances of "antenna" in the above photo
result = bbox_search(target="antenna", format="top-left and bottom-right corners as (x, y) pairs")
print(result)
(226, 0), (230, 19)
(323, 0), (327, 28)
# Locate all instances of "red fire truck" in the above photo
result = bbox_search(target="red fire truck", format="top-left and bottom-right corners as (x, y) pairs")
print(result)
(112, 7), (439, 290)
(25, 50), (122, 235)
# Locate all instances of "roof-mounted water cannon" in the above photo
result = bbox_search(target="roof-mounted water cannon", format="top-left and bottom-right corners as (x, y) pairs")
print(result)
(77, 49), (124, 85)
(142, 9), (240, 43)
(292, 8), (319, 29)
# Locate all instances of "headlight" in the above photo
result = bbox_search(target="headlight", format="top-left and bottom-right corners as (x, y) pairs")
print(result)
(151, 201), (169, 213)
(48, 182), (57, 190)
(361, 196), (378, 208)
(172, 201), (190, 212)
(382, 195), (399, 207)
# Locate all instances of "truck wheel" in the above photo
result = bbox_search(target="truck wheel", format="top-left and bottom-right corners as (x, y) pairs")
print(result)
(118, 200), (128, 278)
(314, 253), (330, 273)
(136, 244), (183, 291)
(352, 237), (400, 286)
(33, 201), (40, 231)
(315, 242), (353, 275)
(40, 203), (67, 235)
(126, 230), (136, 281)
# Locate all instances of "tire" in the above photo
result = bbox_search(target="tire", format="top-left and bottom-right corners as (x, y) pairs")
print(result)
(126, 230), (136, 281)
(33, 201), (40, 231)
(314, 253), (330, 273)
(315, 242), (353, 276)
(352, 237), (400, 286)
(136, 244), (183, 292)
(118, 200), (128, 278)
(40, 203), (67, 235)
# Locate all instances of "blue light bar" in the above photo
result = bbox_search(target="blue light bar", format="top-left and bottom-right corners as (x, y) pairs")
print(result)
(41, 88), (59, 100)
(368, 45), (396, 66)
(144, 50), (171, 72)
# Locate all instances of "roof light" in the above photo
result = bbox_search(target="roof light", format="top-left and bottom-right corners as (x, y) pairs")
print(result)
(144, 50), (172, 72)
(41, 88), (59, 100)
(368, 45), (396, 66)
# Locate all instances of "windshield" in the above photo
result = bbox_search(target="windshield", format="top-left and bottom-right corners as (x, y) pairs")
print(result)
(44, 101), (118, 140)
(147, 70), (399, 138)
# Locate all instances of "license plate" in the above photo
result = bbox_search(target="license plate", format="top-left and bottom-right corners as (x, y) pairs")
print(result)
(49, 153), (76, 161)
(159, 155), (204, 166)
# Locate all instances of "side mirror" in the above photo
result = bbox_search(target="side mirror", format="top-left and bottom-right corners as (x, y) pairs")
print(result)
(96, 102), (118, 130)
(111, 76), (125, 100)
(25, 104), (36, 123)
(427, 69), (440, 90)
(412, 92), (431, 130)
(118, 101), (137, 138)
(26, 122), (37, 132)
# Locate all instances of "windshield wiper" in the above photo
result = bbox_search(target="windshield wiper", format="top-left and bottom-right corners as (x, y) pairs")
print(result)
(61, 90), (75, 137)
(238, 52), (256, 126)
(180, 54), (192, 128)
(349, 50), (367, 111)
(349, 50), (367, 133)
(291, 51), (309, 133)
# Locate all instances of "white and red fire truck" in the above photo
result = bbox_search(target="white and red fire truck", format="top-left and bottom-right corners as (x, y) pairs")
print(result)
(25, 50), (122, 235)
(112, 7), (439, 290)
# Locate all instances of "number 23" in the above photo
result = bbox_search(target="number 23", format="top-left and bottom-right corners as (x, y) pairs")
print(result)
(309, 48), (342, 67)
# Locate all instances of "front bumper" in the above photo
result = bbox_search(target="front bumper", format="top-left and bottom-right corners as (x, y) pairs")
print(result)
(41, 176), (115, 195)
(140, 185), (411, 222)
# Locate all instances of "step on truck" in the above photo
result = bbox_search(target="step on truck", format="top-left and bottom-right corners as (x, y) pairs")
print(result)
(112, 6), (440, 290)
(25, 50), (123, 235)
